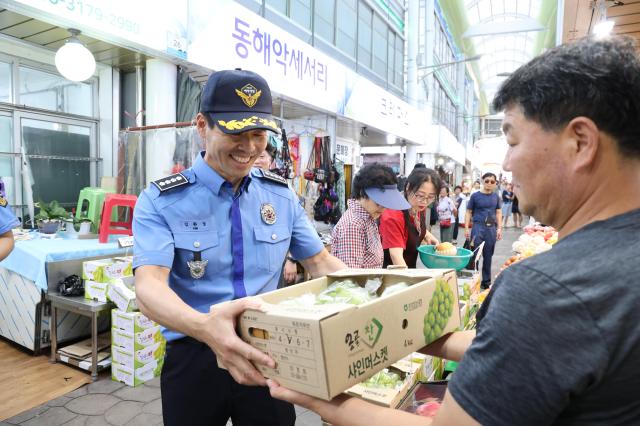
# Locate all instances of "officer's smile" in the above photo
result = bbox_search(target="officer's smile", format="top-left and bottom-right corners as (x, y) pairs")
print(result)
(230, 153), (252, 164)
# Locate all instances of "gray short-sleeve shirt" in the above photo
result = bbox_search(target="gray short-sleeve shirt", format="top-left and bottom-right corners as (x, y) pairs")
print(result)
(449, 208), (640, 425)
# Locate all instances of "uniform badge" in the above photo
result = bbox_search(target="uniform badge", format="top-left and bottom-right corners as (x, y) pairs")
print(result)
(0, 197), (6, 207)
(187, 259), (208, 279)
(260, 203), (277, 225)
(235, 84), (261, 108)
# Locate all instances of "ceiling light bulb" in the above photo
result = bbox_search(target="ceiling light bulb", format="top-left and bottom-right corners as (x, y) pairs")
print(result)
(55, 29), (96, 82)
(386, 134), (396, 145)
(437, 158), (445, 165)
(593, 20), (614, 38)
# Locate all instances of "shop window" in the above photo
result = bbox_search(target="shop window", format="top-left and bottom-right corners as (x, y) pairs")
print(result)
(290, 0), (312, 30)
(387, 29), (395, 83)
(0, 62), (10, 103)
(372, 14), (387, 77)
(314, 0), (335, 42)
(0, 115), (14, 205)
(395, 35), (404, 89)
(357, 2), (372, 68)
(20, 118), (93, 210)
(265, 0), (287, 14)
(18, 66), (93, 117)
(336, 0), (357, 57)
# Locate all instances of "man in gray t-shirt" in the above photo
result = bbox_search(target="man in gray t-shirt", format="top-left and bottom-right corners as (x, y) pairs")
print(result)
(450, 209), (640, 424)
(264, 36), (640, 426)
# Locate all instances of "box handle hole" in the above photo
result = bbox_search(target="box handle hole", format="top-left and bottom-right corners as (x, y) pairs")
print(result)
(402, 319), (408, 329)
(248, 327), (269, 340)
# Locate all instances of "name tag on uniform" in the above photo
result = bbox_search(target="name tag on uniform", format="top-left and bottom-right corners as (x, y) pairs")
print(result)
(181, 220), (210, 232)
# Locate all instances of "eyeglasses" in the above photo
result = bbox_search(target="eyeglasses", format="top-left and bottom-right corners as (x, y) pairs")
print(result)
(484, 179), (496, 184)
(411, 192), (436, 202)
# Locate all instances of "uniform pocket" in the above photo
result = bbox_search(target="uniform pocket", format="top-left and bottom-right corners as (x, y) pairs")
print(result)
(173, 232), (220, 282)
(254, 226), (291, 272)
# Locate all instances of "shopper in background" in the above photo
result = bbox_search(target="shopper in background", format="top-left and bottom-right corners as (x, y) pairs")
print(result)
(511, 194), (522, 228)
(132, 69), (346, 426)
(451, 185), (464, 243)
(436, 186), (457, 243)
(0, 196), (18, 261)
(331, 163), (409, 268)
(252, 141), (277, 170)
(267, 35), (640, 426)
(464, 172), (502, 288)
(470, 180), (481, 193)
(501, 183), (514, 227)
(379, 167), (440, 268)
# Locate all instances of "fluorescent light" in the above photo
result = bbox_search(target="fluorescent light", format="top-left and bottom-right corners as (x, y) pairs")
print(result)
(55, 29), (96, 82)
(593, 20), (614, 38)
(386, 134), (396, 145)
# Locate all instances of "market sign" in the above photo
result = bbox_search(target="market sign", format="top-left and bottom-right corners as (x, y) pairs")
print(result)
(8, 0), (426, 144)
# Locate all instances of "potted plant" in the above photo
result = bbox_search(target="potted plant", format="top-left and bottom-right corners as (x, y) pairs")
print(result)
(35, 200), (71, 234)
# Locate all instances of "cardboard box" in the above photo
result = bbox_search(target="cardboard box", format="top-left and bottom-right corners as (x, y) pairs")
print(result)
(107, 279), (137, 312)
(111, 358), (164, 387)
(346, 352), (428, 408)
(111, 341), (166, 369)
(82, 258), (133, 283)
(112, 325), (164, 352)
(111, 309), (157, 334)
(234, 268), (459, 400)
(84, 281), (109, 302)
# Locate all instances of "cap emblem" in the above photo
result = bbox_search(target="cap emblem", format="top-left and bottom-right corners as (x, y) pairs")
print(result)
(236, 84), (261, 108)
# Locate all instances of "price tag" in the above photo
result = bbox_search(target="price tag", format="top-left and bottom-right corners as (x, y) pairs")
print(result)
(118, 236), (134, 248)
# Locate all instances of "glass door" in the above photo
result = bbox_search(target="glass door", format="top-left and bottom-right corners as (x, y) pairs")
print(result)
(16, 112), (97, 223)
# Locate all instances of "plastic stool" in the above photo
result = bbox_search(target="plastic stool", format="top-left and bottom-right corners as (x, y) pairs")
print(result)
(76, 187), (115, 233)
(98, 194), (137, 243)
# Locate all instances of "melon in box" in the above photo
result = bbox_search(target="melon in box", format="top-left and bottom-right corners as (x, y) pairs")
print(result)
(112, 325), (164, 352)
(111, 358), (163, 387)
(229, 268), (459, 400)
(111, 309), (157, 334)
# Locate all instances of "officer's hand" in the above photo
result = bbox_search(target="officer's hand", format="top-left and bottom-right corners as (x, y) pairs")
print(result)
(203, 297), (274, 386)
(283, 260), (297, 284)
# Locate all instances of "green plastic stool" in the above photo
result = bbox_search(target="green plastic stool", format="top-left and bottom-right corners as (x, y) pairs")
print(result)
(75, 187), (115, 233)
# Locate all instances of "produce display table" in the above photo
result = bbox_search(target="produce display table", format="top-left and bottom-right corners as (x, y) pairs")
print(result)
(0, 234), (126, 352)
(48, 293), (114, 381)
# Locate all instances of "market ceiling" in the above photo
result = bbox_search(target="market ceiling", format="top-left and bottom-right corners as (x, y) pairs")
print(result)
(439, 0), (558, 115)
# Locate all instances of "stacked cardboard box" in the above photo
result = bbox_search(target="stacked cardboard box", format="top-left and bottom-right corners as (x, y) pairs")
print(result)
(111, 310), (166, 387)
(82, 257), (133, 302)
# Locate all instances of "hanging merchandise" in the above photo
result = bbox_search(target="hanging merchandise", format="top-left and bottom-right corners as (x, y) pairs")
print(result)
(311, 136), (342, 224)
(271, 128), (295, 179)
(288, 135), (300, 176)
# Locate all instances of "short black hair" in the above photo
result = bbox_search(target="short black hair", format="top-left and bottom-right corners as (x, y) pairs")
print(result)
(482, 172), (497, 180)
(493, 36), (640, 158)
(405, 168), (441, 196)
(264, 142), (277, 159)
(413, 163), (426, 170)
(351, 163), (398, 199)
(454, 185), (462, 191)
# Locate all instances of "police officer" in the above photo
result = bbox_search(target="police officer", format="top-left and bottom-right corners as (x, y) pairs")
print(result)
(0, 195), (18, 260)
(464, 172), (503, 288)
(133, 69), (346, 426)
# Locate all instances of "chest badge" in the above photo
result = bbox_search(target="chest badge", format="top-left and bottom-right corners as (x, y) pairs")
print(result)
(260, 203), (277, 225)
(187, 250), (208, 279)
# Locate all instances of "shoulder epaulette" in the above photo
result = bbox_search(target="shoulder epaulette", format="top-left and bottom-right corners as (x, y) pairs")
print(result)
(257, 169), (288, 187)
(151, 173), (189, 192)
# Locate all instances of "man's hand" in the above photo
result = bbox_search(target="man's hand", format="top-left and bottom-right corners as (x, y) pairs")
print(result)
(201, 297), (275, 386)
(464, 228), (471, 239)
(283, 260), (297, 284)
(497, 228), (503, 241)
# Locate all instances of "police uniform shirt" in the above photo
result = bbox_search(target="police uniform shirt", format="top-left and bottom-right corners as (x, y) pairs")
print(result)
(0, 197), (19, 234)
(133, 152), (324, 341)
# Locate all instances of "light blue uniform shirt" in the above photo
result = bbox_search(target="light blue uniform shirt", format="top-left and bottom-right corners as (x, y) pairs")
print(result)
(0, 198), (19, 234)
(133, 152), (324, 341)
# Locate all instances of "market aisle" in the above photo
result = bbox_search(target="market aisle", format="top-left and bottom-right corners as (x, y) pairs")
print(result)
(3, 371), (321, 425)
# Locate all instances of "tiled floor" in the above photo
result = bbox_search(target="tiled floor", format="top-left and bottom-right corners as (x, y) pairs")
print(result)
(3, 226), (524, 425)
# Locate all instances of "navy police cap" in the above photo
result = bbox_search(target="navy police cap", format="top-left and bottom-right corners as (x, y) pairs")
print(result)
(200, 68), (280, 134)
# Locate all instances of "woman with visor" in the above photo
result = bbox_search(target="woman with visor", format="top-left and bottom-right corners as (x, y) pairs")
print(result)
(379, 167), (441, 268)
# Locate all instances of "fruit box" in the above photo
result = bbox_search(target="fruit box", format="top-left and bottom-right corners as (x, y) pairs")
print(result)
(346, 352), (428, 408)
(231, 268), (459, 400)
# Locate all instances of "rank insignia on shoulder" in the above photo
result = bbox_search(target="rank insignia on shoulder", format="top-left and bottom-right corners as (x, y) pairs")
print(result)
(151, 173), (189, 192)
(258, 169), (287, 186)
(0, 197), (6, 207)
